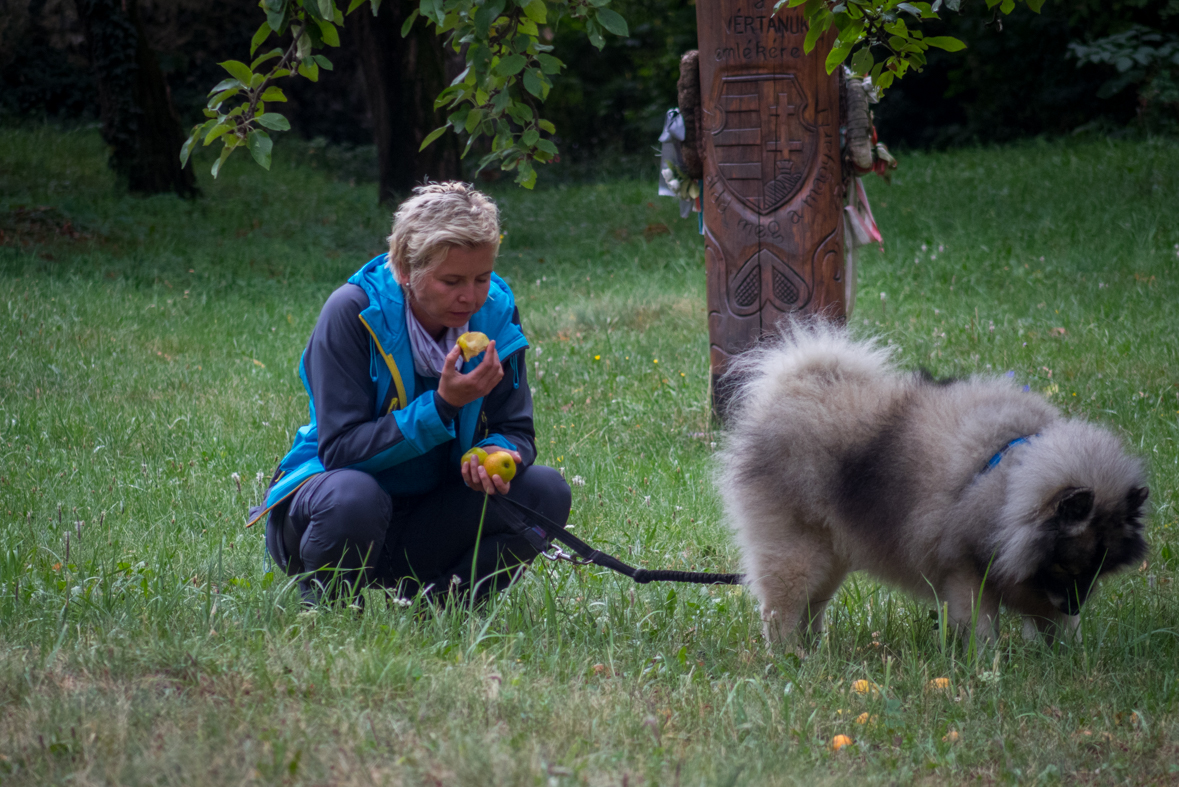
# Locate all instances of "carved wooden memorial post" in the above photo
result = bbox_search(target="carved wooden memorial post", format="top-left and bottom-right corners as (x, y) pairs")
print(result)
(693, 0), (845, 417)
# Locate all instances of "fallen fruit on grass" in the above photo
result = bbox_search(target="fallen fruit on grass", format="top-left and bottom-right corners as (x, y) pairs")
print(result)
(943, 730), (960, 743)
(461, 447), (489, 467)
(457, 331), (490, 361)
(927, 677), (951, 691)
(830, 735), (853, 751)
(852, 679), (878, 695)
(484, 451), (517, 482)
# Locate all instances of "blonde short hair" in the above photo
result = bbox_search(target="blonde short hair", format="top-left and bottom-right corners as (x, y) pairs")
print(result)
(386, 182), (501, 293)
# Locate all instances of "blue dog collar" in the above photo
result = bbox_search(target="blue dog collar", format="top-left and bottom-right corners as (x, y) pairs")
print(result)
(984, 434), (1037, 472)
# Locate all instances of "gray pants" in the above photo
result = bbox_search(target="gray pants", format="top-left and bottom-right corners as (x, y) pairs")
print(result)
(277, 465), (571, 602)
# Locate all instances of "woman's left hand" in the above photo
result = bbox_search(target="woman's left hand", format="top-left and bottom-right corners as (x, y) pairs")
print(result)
(461, 449), (523, 496)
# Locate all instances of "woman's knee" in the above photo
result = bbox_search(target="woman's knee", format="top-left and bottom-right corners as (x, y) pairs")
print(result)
(312, 470), (390, 535)
(510, 464), (571, 523)
(294, 470), (391, 553)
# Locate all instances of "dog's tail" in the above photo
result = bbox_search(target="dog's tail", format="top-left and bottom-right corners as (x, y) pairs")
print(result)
(721, 316), (895, 424)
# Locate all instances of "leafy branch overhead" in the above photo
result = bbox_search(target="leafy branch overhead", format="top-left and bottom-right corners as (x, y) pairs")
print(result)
(181, 0), (341, 178)
(413, 0), (629, 188)
(783, 0), (1046, 92)
(181, 0), (629, 189)
(183, 0), (1041, 187)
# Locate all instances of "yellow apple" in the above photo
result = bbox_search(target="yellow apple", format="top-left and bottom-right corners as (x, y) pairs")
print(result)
(461, 446), (489, 468)
(456, 331), (490, 361)
(483, 451), (517, 483)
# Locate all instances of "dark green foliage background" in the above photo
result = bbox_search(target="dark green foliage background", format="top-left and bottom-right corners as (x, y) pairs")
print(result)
(3, 0), (1177, 169)
(874, 0), (1179, 148)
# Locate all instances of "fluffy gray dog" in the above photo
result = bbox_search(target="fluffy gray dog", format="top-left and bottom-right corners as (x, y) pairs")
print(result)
(718, 320), (1148, 647)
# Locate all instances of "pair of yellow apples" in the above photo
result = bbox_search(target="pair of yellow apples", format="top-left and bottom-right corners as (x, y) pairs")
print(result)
(460, 446), (517, 482)
(456, 332), (516, 483)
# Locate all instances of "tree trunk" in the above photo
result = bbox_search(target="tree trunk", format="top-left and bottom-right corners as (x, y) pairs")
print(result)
(694, 0), (845, 420)
(354, 0), (461, 204)
(75, 0), (198, 197)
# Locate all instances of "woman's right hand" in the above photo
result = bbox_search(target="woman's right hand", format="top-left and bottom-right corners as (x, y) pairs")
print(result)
(437, 341), (502, 409)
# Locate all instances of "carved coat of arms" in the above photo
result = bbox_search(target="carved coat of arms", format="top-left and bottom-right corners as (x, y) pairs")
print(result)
(708, 74), (817, 216)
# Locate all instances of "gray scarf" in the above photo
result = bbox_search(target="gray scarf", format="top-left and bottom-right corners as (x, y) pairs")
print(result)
(405, 303), (466, 378)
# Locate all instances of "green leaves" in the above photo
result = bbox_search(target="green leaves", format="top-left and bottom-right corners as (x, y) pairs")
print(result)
(535, 53), (563, 74)
(523, 68), (545, 97)
(850, 46), (874, 74)
(203, 123), (234, 146)
(193, 0), (632, 187)
(297, 59), (320, 81)
(405, 0), (629, 188)
(522, 0), (546, 23)
(265, 0), (288, 33)
(825, 42), (853, 72)
(495, 54), (528, 76)
(251, 47), (284, 70)
(419, 126), (449, 152)
(924, 36), (966, 52)
(219, 60), (254, 84)
(211, 144), (235, 178)
(474, 0), (507, 37)
(248, 130), (274, 170)
(250, 23), (272, 56)
(595, 8), (628, 37)
(400, 9), (419, 36)
(315, 18), (341, 46)
(255, 113), (291, 131)
(207, 87), (241, 110)
(801, 0), (1031, 87)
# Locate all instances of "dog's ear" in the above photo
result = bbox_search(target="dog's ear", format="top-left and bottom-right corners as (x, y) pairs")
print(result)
(1055, 487), (1094, 522)
(1127, 486), (1149, 511)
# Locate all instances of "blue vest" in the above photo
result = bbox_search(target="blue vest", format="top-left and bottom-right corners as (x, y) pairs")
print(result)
(247, 255), (528, 527)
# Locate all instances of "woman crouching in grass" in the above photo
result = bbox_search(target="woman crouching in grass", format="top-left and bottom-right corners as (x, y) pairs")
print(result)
(249, 182), (570, 607)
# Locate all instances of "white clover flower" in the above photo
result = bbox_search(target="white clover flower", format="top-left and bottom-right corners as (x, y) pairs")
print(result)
(571, 475), (586, 487)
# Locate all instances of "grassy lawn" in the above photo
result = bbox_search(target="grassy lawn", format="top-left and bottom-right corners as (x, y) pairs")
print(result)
(1, 125), (1178, 785)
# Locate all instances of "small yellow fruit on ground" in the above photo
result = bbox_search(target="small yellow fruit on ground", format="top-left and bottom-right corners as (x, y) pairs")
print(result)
(927, 677), (951, 691)
(483, 451), (517, 482)
(852, 679), (878, 695)
(461, 447), (489, 467)
(830, 735), (853, 751)
(943, 730), (960, 743)
(855, 712), (878, 725)
(457, 331), (490, 361)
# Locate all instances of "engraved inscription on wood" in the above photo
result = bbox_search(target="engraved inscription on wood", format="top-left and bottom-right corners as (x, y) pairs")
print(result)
(696, 0), (844, 409)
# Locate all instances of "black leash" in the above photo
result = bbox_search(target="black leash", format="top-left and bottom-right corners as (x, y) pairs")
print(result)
(489, 495), (745, 586)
